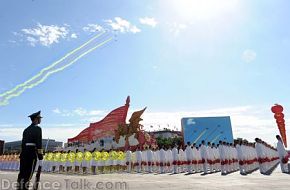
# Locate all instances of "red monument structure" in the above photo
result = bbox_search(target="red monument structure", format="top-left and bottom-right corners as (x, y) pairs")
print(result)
(68, 96), (156, 150)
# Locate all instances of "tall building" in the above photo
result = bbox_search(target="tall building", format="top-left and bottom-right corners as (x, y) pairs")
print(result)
(0, 140), (4, 155)
(4, 139), (63, 153)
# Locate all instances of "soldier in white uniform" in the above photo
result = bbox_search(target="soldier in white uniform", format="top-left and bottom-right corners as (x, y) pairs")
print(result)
(212, 143), (220, 172)
(219, 141), (227, 175)
(136, 146), (142, 173)
(146, 146), (154, 173)
(191, 144), (198, 173)
(251, 142), (259, 173)
(166, 148), (173, 173)
(125, 148), (132, 173)
(200, 141), (209, 174)
(196, 146), (203, 172)
(231, 143), (237, 172)
(264, 141), (279, 173)
(276, 135), (289, 173)
(159, 146), (166, 174)
(255, 138), (268, 174)
(178, 146), (185, 173)
(172, 145), (179, 174)
(236, 140), (246, 174)
(185, 142), (194, 174)
(142, 147), (148, 173)
(154, 148), (160, 173)
(207, 142), (214, 173)
(225, 143), (231, 173)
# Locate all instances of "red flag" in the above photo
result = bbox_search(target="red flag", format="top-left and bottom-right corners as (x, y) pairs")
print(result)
(68, 97), (130, 143)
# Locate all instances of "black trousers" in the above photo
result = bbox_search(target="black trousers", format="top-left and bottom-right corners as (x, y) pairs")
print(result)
(17, 148), (37, 190)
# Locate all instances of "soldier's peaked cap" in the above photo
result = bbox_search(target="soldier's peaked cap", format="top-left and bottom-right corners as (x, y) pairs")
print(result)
(28, 111), (43, 119)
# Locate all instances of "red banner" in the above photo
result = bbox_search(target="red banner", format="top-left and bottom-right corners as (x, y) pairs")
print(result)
(68, 97), (130, 143)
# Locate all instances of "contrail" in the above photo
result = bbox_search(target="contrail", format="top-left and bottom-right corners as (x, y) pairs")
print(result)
(193, 128), (208, 144)
(211, 134), (222, 144)
(0, 32), (105, 98)
(204, 127), (219, 141)
(0, 37), (113, 106)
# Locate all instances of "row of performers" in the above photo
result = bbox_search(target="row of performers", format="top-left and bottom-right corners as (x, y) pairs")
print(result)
(0, 139), (288, 175)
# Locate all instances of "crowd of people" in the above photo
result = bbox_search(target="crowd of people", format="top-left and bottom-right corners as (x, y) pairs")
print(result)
(0, 136), (289, 175)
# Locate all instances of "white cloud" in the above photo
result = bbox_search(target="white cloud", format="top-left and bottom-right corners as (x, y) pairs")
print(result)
(52, 108), (61, 114)
(139, 17), (158, 27)
(70, 33), (78, 39)
(82, 24), (104, 33)
(130, 25), (141, 33)
(105, 17), (141, 34)
(8, 40), (17, 44)
(242, 49), (257, 63)
(52, 108), (73, 117)
(0, 128), (23, 141)
(52, 108), (104, 117)
(18, 23), (76, 46)
(89, 110), (104, 116)
(0, 124), (13, 127)
(73, 107), (87, 116)
(169, 22), (187, 37)
(82, 116), (104, 123)
(26, 36), (38, 46)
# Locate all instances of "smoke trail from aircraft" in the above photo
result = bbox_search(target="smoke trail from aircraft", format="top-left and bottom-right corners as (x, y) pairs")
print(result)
(0, 32), (105, 98)
(204, 127), (219, 141)
(211, 134), (222, 144)
(0, 37), (113, 106)
(193, 129), (208, 144)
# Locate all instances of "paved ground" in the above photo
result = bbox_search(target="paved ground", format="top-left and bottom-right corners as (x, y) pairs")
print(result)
(1, 168), (290, 190)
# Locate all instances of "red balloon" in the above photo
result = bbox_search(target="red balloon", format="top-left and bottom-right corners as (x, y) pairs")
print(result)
(271, 104), (284, 113)
(274, 113), (284, 119)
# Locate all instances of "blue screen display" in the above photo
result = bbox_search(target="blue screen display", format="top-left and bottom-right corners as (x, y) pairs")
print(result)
(181, 116), (234, 146)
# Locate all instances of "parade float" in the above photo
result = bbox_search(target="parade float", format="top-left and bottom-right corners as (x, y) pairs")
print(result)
(67, 96), (157, 150)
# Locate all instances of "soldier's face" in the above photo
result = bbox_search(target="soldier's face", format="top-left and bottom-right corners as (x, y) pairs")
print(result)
(34, 117), (41, 124)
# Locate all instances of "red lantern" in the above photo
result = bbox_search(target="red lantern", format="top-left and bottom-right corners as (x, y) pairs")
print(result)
(271, 104), (287, 147)
(278, 123), (286, 128)
(271, 104), (284, 113)
(276, 119), (285, 124)
(274, 113), (284, 119)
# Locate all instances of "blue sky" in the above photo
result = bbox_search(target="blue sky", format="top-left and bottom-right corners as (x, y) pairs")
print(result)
(0, 0), (290, 144)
